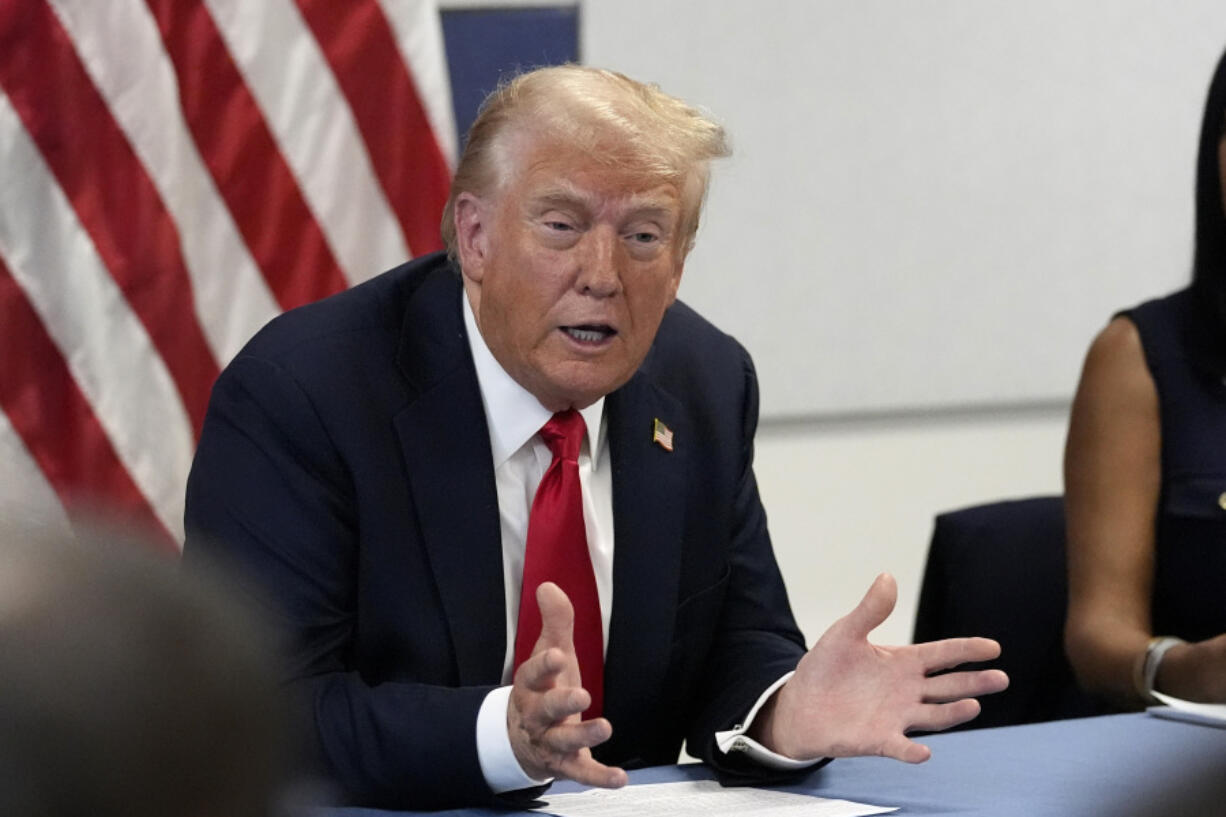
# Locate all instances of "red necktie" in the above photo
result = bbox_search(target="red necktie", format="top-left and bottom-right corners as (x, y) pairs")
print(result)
(513, 409), (604, 719)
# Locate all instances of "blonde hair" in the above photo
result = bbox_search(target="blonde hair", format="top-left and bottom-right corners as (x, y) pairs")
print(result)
(441, 64), (729, 258)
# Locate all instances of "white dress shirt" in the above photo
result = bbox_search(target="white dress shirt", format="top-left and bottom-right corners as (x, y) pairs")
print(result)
(461, 293), (809, 793)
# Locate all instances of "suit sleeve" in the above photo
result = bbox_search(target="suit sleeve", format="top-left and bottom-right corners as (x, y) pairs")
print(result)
(182, 355), (532, 810)
(685, 347), (816, 784)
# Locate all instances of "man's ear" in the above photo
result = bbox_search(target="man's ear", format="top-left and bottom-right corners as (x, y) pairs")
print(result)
(454, 192), (489, 283)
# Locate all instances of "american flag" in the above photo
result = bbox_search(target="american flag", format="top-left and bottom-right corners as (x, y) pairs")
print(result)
(652, 418), (673, 452)
(0, 0), (455, 552)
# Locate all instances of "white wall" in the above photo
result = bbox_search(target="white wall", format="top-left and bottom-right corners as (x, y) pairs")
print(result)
(754, 408), (1067, 645)
(584, 0), (1226, 417)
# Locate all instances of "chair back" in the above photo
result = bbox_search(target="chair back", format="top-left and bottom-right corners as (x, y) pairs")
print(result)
(913, 496), (1102, 729)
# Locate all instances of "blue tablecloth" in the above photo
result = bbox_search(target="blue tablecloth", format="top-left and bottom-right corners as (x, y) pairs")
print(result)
(315, 713), (1226, 816)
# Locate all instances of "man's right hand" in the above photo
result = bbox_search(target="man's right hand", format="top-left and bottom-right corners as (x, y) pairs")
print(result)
(507, 582), (628, 788)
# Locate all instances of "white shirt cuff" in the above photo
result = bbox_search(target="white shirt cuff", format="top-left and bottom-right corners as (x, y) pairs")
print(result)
(476, 685), (553, 794)
(713, 672), (822, 770)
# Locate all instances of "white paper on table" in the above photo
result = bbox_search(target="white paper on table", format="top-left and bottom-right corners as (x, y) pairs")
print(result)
(1148, 691), (1226, 728)
(537, 780), (896, 817)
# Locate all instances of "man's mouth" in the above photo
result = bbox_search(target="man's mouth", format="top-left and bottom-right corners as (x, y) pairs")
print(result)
(561, 325), (616, 344)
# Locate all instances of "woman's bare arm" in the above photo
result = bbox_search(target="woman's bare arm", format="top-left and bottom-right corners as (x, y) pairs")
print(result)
(1064, 316), (1161, 706)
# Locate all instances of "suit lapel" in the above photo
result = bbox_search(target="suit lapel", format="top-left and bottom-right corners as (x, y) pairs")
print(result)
(603, 367), (688, 732)
(393, 271), (506, 686)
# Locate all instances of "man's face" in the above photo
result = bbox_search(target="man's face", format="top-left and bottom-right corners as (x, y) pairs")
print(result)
(456, 139), (688, 411)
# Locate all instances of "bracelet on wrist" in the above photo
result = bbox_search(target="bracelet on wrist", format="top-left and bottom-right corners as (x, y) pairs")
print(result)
(1134, 636), (1186, 702)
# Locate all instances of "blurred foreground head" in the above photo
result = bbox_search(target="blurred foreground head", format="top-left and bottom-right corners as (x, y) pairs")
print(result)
(0, 523), (288, 817)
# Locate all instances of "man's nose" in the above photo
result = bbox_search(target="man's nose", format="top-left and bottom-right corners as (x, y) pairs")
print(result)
(575, 228), (622, 298)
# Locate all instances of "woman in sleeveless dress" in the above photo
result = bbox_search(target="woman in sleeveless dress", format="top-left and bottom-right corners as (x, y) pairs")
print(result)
(1065, 47), (1226, 707)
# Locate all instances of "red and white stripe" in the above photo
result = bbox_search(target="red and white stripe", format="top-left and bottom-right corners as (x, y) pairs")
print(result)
(0, 0), (454, 551)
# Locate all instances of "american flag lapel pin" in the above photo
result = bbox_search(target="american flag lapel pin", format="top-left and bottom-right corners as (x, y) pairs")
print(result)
(651, 418), (674, 452)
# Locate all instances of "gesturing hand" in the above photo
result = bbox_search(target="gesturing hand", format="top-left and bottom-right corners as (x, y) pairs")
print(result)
(755, 573), (1009, 763)
(507, 582), (628, 788)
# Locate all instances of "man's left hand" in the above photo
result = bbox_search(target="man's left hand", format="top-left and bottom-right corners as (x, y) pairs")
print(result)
(751, 573), (1009, 763)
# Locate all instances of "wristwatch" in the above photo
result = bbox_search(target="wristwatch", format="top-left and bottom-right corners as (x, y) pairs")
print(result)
(1134, 636), (1185, 702)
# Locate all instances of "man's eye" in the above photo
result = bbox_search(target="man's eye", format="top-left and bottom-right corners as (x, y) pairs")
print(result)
(545, 221), (574, 232)
(630, 232), (659, 244)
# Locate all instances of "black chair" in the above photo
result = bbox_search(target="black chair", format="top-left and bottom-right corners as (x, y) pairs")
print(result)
(913, 496), (1103, 730)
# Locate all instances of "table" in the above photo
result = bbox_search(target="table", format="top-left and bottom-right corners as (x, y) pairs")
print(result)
(316, 713), (1226, 816)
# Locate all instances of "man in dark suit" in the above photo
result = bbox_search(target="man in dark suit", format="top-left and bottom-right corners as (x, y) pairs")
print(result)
(184, 65), (1007, 810)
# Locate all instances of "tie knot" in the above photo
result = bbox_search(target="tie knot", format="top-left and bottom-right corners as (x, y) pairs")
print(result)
(540, 409), (585, 462)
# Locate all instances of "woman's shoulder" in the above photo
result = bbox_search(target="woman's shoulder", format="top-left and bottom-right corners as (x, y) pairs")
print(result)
(1079, 314), (1156, 412)
(1110, 286), (1199, 375)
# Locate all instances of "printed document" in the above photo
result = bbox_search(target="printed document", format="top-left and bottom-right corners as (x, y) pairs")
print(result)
(1148, 691), (1226, 728)
(538, 780), (896, 817)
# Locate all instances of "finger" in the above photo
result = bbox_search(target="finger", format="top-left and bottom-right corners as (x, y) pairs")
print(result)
(536, 582), (575, 650)
(908, 698), (982, 733)
(916, 636), (1002, 672)
(555, 754), (628, 789)
(839, 572), (897, 640)
(536, 686), (592, 725)
(515, 646), (569, 692)
(879, 734), (931, 764)
(922, 668), (1009, 703)
(538, 717), (613, 755)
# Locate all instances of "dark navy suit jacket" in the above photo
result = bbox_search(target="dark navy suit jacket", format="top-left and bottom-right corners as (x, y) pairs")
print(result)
(183, 252), (806, 809)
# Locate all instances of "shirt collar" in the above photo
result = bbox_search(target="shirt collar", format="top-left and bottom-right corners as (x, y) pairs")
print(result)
(463, 290), (604, 469)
